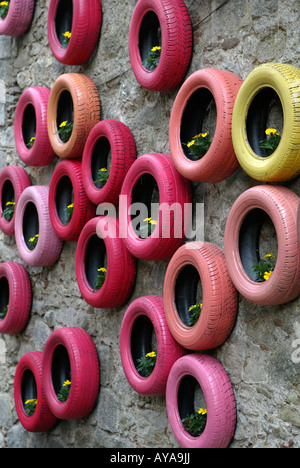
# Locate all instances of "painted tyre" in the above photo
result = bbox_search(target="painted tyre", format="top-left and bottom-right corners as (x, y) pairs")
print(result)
(49, 160), (96, 241)
(119, 296), (185, 396)
(163, 242), (238, 350)
(0, 0), (35, 36)
(166, 354), (236, 448)
(47, 73), (100, 160)
(14, 352), (57, 432)
(169, 68), (243, 182)
(75, 217), (136, 308)
(47, 0), (102, 65)
(82, 119), (137, 206)
(15, 186), (63, 267)
(42, 327), (100, 420)
(128, 0), (193, 91)
(297, 200), (300, 248)
(224, 185), (300, 305)
(232, 63), (300, 182)
(0, 262), (31, 335)
(14, 87), (56, 167)
(0, 165), (31, 236)
(119, 153), (192, 261)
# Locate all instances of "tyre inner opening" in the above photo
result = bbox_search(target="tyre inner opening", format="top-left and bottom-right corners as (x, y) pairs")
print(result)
(55, 175), (74, 225)
(246, 88), (283, 157)
(55, 0), (73, 45)
(23, 202), (39, 250)
(178, 375), (207, 435)
(0, 276), (9, 318)
(85, 234), (107, 290)
(22, 104), (36, 148)
(139, 11), (161, 63)
(1, 180), (14, 211)
(57, 90), (74, 140)
(21, 369), (37, 407)
(130, 174), (159, 237)
(175, 265), (203, 327)
(239, 208), (278, 281)
(131, 314), (157, 375)
(180, 88), (216, 160)
(91, 137), (111, 189)
(51, 345), (71, 397)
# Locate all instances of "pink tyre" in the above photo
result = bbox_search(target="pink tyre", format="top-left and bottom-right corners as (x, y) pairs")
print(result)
(42, 327), (100, 420)
(0, 262), (31, 335)
(14, 352), (57, 432)
(0, 0), (35, 36)
(119, 153), (192, 261)
(47, 0), (102, 65)
(14, 87), (56, 167)
(75, 217), (136, 308)
(119, 296), (185, 396)
(129, 0), (193, 91)
(0, 166), (31, 236)
(15, 186), (63, 267)
(82, 119), (137, 206)
(49, 160), (96, 241)
(166, 354), (236, 448)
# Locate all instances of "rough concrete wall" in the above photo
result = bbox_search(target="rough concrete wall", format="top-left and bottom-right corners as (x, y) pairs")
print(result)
(0, 0), (299, 448)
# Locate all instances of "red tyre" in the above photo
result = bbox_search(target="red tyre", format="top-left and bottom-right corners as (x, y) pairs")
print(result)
(49, 160), (96, 241)
(14, 87), (56, 167)
(0, 262), (31, 335)
(47, 0), (102, 65)
(82, 120), (137, 206)
(169, 68), (243, 182)
(129, 0), (193, 91)
(163, 242), (238, 350)
(75, 217), (136, 308)
(14, 352), (57, 432)
(224, 185), (300, 305)
(166, 354), (236, 448)
(0, 166), (31, 236)
(0, 0), (35, 36)
(42, 327), (100, 420)
(15, 186), (63, 267)
(119, 153), (192, 261)
(119, 296), (185, 396)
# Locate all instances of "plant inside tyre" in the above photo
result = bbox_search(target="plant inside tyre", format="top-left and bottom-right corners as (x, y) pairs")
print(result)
(0, 1), (9, 20)
(1, 201), (15, 222)
(0, 304), (8, 320)
(62, 30), (71, 48)
(259, 128), (281, 156)
(65, 202), (74, 224)
(136, 351), (156, 377)
(94, 267), (107, 290)
(57, 380), (71, 402)
(184, 132), (212, 160)
(138, 217), (157, 238)
(251, 253), (276, 282)
(188, 303), (202, 327)
(56, 120), (73, 143)
(181, 408), (207, 437)
(28, 234), (39, 251)
(24, 398), (37, 416)
(93, 167), (109, 188)
(142, 46), (161, 71)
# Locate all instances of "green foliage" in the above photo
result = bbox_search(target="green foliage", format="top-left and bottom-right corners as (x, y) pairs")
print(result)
(184, 133), (211, 160)
(181, 409), (207, 437)
(1, 201), (15, 222)
(94, 168), (109, 188)
(136, 352), (156, 377)
(142, 46), (161, 71)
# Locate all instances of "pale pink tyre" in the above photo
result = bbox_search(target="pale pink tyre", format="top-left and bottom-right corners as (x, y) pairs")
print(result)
(82, 119), (137, 206)
(166, 354), (236, 448)
(0, 166), (31, 236)
(297, 200), (300, 247)
(14, 352), (57, 433)
(0, 262), (31, 335)
(15, 186), (63, 267)
(163, 242), (238, 350)
(14, 87), (56, 167)
(224, 185), (300, 305)
(49, 160), (96, 241)
(0, 0), (35, 36)
(169, 68), (243, 182)
(42, 327), (100, 420)
(119, 296), (185, 396)
(75, 217), (136, 308)
(129, 0), (193, 91)
(119, 153), (192, 261)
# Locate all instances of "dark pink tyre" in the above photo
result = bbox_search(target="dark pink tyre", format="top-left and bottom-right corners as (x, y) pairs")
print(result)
(14, 352), (57, 432)
(129, 0), (193, 91)
(42, 327), (100, 420)
(49, 160), (96, 241)
(166, 354), (236, 448)
(0, 0), (35, 36)
(82, 120), (137, 206)
(119, 153), (192, 261)
(47, 0), (102, 65)
(0, 166), (31, 236)
(0, 262), (31, 335)
(15, 186), (63, 267)
(14, 87), (56, 167)
(119, 296), (185, 396)
(75, 217), (136, 308)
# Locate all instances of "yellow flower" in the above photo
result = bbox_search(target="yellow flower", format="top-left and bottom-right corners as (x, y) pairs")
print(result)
(30, 136), (35, 144)
(98, 267), (107, 273)
(263, 253), (274, 259)
(189, 304), (202, 312)
(263, 270), (273, 281)
(0, 2), (9, 6)
(143, 217), (151, 222)
(67, 203), (74, 209)
(59, 121), (68, 128)
(29, 234), (39, 242)
(150, 219), (157, 225)
(151, 46), (161, 52)
(6, 201), (15, 206)
(265, 128), (279, 136)
(63, 31), (71, 39)
(25, 399), (37, 405)
(146, 352), (156, 358)
(63, 380), (71, 387)
(187, 139), (195, 148)
(100, 168), (107, 172)
(198, 408), (207, 415)
(194, 132), (208, 139)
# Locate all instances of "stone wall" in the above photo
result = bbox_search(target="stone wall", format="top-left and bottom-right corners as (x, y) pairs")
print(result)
(0, 0), (299, 449)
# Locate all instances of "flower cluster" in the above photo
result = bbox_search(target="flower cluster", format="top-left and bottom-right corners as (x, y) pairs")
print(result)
(0, 1), (9, 20)
(251, 253), (276, 282)
(62, 30), (71, 48)
(24, 398), (37, 416)
(1, 201), (15, 222)
(57, 380), (71, 402)
(94, 167), (109, 188)
(27, 135), (36, 149)
(65, 202), (74, 224)
(56, 120), (73, 143)
(181, 408), (207, 437)
(138, 217), (157, 238)
(137, 351), (157, 377)
(142, 46), (161, 71)
(94, 267), (107, 290)
(259, 128), (281, 156)
(28, 234), (39, 251)
(188, 303), (202, 327)
(185, 132), (211, 159)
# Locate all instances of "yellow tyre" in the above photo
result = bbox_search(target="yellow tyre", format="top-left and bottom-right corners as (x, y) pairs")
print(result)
(232, 63), (300, 182)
